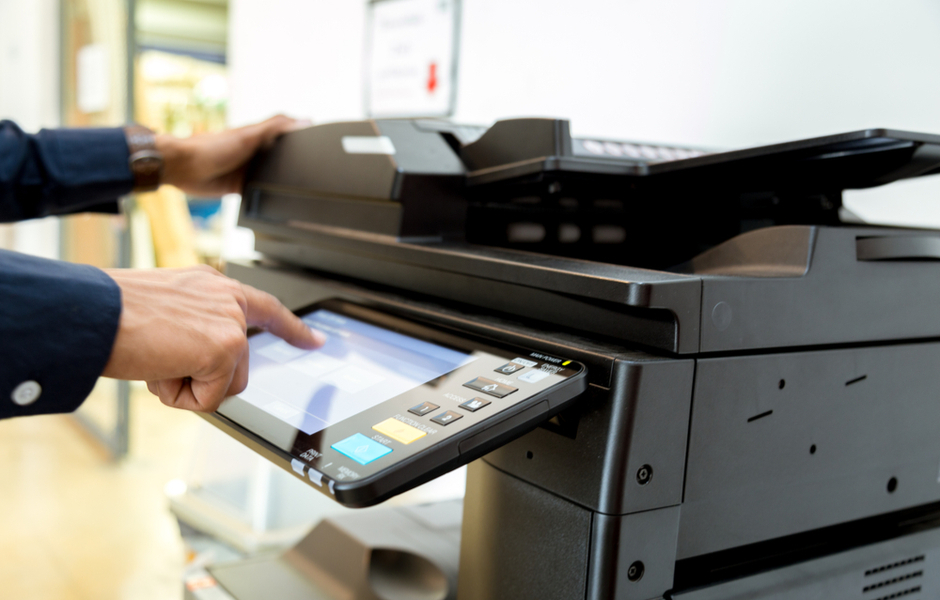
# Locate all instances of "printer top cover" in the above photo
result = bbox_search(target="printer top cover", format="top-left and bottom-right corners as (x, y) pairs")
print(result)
(240, 118), (940, 355)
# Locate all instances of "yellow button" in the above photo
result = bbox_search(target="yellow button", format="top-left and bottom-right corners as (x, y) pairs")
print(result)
(373, 418), (427, 445)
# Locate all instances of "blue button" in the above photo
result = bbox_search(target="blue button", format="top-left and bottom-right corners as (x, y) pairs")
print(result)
(331, 433), (392, 465)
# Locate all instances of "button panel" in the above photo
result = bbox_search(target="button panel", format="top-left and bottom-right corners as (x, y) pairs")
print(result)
(431, 411), (463, 426)
(295, 340), (581, 492)
(463, 377), (517, 398)
(459, 397), (491, 412)
(332, 433), (393, 465)
(373, 418), (427, 444)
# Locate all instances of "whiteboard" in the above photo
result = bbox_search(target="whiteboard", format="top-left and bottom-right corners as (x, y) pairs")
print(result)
(365, 0), (460, 118)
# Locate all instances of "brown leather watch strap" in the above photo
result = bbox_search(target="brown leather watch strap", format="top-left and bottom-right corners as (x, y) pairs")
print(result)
(124, 124), (163, 192)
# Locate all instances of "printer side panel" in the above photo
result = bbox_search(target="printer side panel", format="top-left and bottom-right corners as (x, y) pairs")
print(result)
(679, 342), (940, 560)
(459, 460), (594, 600)
(460, 359), (694, 600)
(460, 461), (683, 600)
(482, 358), (695, 516)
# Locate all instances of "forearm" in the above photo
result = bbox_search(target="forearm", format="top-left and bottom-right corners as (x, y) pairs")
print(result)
(0, 115), (304, 222)
(0, 120), (134, 222)
(0, 249), (122, 418)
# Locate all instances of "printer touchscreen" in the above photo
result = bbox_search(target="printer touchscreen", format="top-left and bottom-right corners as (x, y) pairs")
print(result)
(237, 309), (477, 436)
(213, 300), (587, 507)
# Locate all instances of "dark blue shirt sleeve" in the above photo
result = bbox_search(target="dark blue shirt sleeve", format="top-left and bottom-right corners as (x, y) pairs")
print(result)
(0, 249), (122, 418)
(0, 120), (134, 222)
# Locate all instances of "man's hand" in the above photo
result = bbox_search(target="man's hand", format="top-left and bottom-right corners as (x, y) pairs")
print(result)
(102, 266), (325, 412)
(156, 115), (310, 197)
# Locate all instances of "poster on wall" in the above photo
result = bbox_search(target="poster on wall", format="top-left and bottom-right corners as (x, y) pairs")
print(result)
(366, 0), (460, 118)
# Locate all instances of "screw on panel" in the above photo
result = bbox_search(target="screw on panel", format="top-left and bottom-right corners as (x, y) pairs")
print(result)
(636, 465), (653, 486)
(627, 561), (645, 582)
(888, 477), (898, 493)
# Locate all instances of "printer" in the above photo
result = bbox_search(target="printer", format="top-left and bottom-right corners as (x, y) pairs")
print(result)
(195, 118), (940, 600)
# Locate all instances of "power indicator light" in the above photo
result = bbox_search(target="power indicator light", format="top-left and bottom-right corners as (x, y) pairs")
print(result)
(562, 360), (571, 366)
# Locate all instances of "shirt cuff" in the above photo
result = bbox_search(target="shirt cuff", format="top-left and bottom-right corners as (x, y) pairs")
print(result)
(38, 126), (134, 215)
(0, 250), (122, 418)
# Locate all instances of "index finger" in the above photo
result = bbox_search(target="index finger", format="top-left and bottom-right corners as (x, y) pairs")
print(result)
(241, 284), (325, 349)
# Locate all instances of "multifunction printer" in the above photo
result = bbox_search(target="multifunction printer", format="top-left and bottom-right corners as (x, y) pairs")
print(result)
(194, 118), (940, 600)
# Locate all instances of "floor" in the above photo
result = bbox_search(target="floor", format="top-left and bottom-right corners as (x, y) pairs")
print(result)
(0, 380), (468, 600)
(0, 382), (201, 600)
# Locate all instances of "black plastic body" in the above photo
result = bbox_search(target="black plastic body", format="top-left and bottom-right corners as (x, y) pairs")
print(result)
(242, 118), (940, 354)
(223, 118), (940, 599)
(241, 120), (468, 240)
(242, 118), (940, 273)
(224, 241), (940, 599)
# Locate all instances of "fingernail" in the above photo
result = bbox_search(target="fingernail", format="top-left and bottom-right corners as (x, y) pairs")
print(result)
(292, 119), (313, 130)
(310, 327), (327, 346)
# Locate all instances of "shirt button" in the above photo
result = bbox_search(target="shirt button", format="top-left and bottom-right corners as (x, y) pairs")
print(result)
(11, 381), (42, 406)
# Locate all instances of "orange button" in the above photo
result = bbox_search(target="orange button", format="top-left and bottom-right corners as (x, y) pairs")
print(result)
(373, 418), (427, 444)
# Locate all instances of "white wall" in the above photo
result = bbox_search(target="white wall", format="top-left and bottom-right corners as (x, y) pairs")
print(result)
(228, 0), (367, 127)
(0, 0), (61, 257)
(228, 0), (940, 227)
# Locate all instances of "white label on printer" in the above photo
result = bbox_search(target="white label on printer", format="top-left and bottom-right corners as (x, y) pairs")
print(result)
(341, 136), (396, 155)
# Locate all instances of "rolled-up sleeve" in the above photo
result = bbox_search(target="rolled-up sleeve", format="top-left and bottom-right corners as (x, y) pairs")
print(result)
(0, 120), (134, 222)
(0, 249), (121, 418)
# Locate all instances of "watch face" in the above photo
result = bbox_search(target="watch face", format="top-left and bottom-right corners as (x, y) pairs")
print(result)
(136, 155), (162, 171)
(129, 151), (164, 190)
(124, 125), (162, 191)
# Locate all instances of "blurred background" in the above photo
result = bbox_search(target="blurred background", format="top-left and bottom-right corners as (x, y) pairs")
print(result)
(2, 1), (940, 598)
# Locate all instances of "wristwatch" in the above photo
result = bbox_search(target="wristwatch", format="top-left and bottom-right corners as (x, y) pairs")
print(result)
(124, 124), (163, 192)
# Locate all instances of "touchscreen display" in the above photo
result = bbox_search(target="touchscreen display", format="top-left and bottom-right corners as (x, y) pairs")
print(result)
(238, 309), (477, 435)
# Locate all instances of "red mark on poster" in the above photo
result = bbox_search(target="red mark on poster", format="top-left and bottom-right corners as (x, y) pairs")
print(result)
(427, 62), (438, 94)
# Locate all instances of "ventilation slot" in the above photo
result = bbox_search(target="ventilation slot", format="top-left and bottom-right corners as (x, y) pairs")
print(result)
(865, 556), (925, 577)
(747, 410), (773, 423)
(862, 554), (926, 599)
(871, 586), (921, 600)
(863, 571), (923, 593)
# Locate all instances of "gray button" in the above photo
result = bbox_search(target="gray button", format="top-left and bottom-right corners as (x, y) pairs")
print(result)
(459, 397), (491, 412)
(408, 401), (439, 417)
(11, 380), (42, 406)
(494, 362), (526, 376)
(463, 377), (517, 398)
(431, 411), (463, 426)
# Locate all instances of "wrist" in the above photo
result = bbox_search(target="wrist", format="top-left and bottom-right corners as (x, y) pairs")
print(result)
(155, 134), (193, 189)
